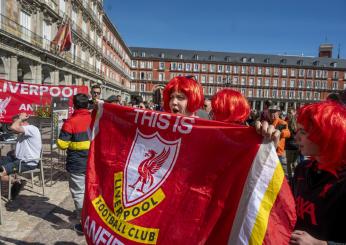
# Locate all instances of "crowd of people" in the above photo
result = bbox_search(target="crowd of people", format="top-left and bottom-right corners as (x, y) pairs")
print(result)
(1, 75), (345, 244)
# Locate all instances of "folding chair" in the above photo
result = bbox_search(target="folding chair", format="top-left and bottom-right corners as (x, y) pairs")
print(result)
(8, 151), (45, 200)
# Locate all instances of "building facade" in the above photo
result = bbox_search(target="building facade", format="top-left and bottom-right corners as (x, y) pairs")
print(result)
(130, 47), (346, 111)
(0, 0), (131, 100)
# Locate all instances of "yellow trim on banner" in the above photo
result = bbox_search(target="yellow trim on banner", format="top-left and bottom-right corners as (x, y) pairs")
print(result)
(113, 172), (165, 221)
(92, 196), (159, 244)
(249, 162), (284, 245)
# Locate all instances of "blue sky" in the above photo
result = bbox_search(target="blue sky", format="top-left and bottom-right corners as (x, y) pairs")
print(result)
(104, 0), (346, 59)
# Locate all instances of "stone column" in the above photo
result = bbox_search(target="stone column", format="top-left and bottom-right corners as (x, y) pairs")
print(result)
(50, 70), (59, 85)
(64, 74), (72, 85)
(30, 64), (42, 84)
(3, 56), (19, 81)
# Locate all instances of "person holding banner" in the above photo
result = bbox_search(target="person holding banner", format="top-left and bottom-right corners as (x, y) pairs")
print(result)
(162, 75), (204, 117)
(290, 101), (346, 244)
(57, 93), (91, 235)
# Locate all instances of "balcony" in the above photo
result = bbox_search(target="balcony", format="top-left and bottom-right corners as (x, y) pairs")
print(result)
(39, 0), (58, 13)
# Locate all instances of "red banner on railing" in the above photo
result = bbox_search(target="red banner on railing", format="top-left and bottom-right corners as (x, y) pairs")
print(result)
(0, 79), (88, 123)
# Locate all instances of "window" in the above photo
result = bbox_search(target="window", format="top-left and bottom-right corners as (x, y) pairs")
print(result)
(241, 77), (246, 85)
(307, 69), (313, 78)
(289, 80), (295, 88)
(306, 80), (312, 89)
(140, 72), (145, 80)
(321, 81), (327, 89)
(171, 62), (177, 70)
(272, 90), (277, 98)
(333, 71), (338, 79)
(288, 91), (294, 99)
(158, 73), (165, 81)
(322, 70), (328, 79)
(332, 81), (338, 90)
(209, 76), (214, 83)
(273, 79), (278, 87)
(141, 52), (146, 57)
(264, 78), (270, 87)
(140, 61), (145, 69)
(217, 76), (223, 83)
(264, 89), (269, 98)
(132, 71), (137, 79)
(241, 66), (247, 74)
(72, 8), (77, 23)
(210, 64), (215, 72)
(256, 89), (262, 97)
(257, 67), (262, 75)
(265, 67), (271, 76)
(314, 80), (320, 89)
(250, 57), (255, 63)
(249, 66), (255, 75)
(314, 92), (320, 100)
(59, 0), (66, 13)
(208, 87), (213, 95)
(315, 70), (322, 78)
(185, 63), (191, 71)
(241, 88), (246, 95)
(248, 89), (253, 97)
(225, 65), (231, 73)
(257, 78), (262, 86)
(281, 79), (286, 87)
(281, 90), (286, 98)
(306, 91), (311, 100)
(242, 57), (247, 63)
(298, 69), (305, 77)
(147, 62), (153, 69)
(233, 66), (239, 74)
(193, 63), (199, 71)
(202, 64), (207, 72)
(248, 78), (254, 86)
(140, 83), (145, 92)
(159, 62), (165, 70)
(178, 63), (183, 71)
(282, 68), (287, 77)
(217, 65), (223, 73)
(42, 21), (51, 49)
(201, 75), (206, 83)
(274, 68), (279, 76)
(82, 19), (87, 33)
(233, 77), (238, 85)
(298, 91), (303, 99)
(147, 72), (153, 80)
(298, 80), (304, 88)
(290, 69), (296, 77)
(20, 11), (31, 42)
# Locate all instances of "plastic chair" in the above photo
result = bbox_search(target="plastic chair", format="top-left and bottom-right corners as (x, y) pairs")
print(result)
(8, 152), (45, 200)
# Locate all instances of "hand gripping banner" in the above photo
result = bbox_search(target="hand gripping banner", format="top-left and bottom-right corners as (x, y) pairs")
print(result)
(82, 102), (296, 245)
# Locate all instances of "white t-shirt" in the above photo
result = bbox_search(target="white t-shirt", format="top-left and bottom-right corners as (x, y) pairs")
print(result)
(15, 125), (42, 165)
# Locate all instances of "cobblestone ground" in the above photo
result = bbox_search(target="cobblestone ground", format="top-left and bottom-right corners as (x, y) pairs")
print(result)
(0, 170), (87, 245)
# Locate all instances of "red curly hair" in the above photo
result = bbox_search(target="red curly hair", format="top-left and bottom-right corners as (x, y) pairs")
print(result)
(211, 89), (250, 123)
(163, 76), (204, 113)
(297, 101), (346, 171)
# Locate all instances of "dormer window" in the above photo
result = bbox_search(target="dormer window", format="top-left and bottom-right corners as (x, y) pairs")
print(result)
(160, 53), (165, 58)
(313, 60), (320, 66)
(133, 51), (138, 57)
(280, 58), (287, 64)
(178, 54), (183, 59)
(264, 58), (270, 64)
(141, 52), (146, 57)
(297, 60), (304, 65)
(225, 56), (231, 62)
(241, 57), (247, 63)
(331, 62), (337, 68)
(193, 54), (199, 60)
(250, 57), (255, 63)
(209, 55), (215, 61)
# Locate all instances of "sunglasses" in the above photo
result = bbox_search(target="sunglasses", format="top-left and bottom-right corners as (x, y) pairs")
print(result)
(92, 91), (101, 95)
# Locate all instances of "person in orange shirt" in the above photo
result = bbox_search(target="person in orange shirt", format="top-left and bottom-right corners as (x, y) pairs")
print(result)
(268, 105), (291, 176)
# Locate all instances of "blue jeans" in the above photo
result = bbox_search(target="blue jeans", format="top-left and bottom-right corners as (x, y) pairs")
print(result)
(0, 155), (37, 174)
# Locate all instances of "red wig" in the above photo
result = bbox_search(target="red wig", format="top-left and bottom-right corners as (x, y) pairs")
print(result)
(297, 101), (346, 172)
(211, 89), (250, 123)
(163, 76), (204, 113)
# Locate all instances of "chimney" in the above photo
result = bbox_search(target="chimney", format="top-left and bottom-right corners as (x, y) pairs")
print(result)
(319, 43), (333, 58)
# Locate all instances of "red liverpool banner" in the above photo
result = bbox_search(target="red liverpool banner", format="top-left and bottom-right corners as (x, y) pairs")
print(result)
(0, 79), (88, 123)
(82, 102), (296, 245)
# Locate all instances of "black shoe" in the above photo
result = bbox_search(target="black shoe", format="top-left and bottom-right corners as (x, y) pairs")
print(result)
(10, 180), (26, 200)
(74, 223), (84, 235)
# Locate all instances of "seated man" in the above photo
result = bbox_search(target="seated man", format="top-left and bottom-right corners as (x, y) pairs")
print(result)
(0, 112), (42, 199)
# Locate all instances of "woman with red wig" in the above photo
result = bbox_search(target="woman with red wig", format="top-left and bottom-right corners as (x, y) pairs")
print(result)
(290, 101), (346, 244)
(163, 76), (204, 116)
(211, 88), (250, 124)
